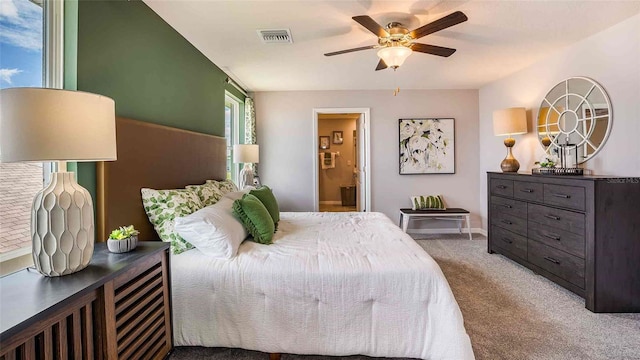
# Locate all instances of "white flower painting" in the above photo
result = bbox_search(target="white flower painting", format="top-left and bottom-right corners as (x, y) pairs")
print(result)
(399, 118), (455, 174)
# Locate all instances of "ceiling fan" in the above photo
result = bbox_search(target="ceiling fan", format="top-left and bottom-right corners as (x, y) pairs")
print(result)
(325, 11), (468, 71)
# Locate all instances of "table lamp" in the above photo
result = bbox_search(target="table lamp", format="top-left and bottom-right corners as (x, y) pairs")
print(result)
(493, 107), (527, 172)
(0, 88), (116, 277)
(233, 144), (259, 189)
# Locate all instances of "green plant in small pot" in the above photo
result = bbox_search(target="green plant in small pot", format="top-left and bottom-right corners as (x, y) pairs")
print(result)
(535, 157), (557, 168)
(107, 225), (140, 253)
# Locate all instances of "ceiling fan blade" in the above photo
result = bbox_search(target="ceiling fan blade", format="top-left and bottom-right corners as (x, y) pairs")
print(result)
(375, 59), (388, 71)
(352, 15), (390, 38)
(409, 11), (468, 39)
(324, 45), (377, 56)
(411, 43), (457, 57)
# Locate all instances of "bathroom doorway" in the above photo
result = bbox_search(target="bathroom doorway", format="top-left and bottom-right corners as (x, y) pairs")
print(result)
(312, 108), (370, 212)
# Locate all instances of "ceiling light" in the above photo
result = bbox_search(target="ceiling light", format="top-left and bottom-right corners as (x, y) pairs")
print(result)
(377, 46), (412, 69)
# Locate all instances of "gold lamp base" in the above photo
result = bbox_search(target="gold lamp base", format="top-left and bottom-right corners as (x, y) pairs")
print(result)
(501, 137), (520, 173)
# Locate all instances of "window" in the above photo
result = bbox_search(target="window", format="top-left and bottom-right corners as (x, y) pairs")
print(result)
(225, 93), (242, 183)
(0, 0), (60, 260)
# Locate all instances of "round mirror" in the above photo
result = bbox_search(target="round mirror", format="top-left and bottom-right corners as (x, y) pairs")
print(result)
(537, 77), (612, 164)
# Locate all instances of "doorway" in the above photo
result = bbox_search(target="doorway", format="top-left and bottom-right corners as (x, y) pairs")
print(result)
(313, 108), (371, 212)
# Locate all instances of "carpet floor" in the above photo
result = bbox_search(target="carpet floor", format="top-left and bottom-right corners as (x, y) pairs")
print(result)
(169, 236), (640, 360)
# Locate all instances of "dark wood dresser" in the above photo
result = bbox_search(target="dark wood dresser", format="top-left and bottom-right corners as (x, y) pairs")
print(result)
(0, 242), (172, 359)
(487, 172), (640, 313)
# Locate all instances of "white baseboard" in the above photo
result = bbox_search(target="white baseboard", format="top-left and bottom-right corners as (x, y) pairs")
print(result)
(408, 227), (486, 235)
(319, 201), (342, 205)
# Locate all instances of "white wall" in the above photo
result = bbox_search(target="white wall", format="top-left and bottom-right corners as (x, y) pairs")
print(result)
(478, 14), (640, 228)
(255, 90), (480, 227)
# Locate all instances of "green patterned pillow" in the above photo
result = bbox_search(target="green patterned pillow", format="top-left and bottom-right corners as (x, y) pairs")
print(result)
(141, 188), (203, 254)
(186, 180), (239, 207)
(411, 195), (446, 210)
(206, 179), (238, 195)
(186, 182), (226, 207)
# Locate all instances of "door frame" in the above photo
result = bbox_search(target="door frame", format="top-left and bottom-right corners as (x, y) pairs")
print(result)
(312, 108), (371, 212)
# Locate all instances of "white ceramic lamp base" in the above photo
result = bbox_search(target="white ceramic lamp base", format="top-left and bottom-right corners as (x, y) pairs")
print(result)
(32, 172), (95, 277)
(239, 164), (255, 189)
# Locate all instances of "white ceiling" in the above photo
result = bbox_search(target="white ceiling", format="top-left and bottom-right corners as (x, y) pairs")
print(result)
(143, 0), (640, 92)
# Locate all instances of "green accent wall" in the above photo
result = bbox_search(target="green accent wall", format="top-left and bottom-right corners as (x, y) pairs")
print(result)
(70, 0), (246, 224)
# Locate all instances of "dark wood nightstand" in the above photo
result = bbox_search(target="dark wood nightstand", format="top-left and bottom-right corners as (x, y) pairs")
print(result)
(0, 241), (172, 359)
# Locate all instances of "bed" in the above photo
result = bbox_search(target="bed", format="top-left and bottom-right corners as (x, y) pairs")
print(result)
(97, 117), (474, 359)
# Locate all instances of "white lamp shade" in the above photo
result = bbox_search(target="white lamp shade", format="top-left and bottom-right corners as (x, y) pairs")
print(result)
(233, 144), (259, 163)
(493, 107), (528, 136)
(0, 87), (117, 162)
(377, 46), (413, 68)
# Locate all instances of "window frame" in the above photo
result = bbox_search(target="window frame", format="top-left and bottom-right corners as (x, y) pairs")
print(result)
(0, 0), (62, 265)
(225, 92), (242, 184)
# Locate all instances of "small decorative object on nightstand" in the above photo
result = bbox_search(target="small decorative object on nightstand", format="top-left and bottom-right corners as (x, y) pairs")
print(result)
(493, 107), (527, 172)
(107, 225), (140, 253)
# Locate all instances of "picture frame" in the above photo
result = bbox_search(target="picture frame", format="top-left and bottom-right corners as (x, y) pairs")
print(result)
(332, 131), (344, 144)
(319, 136), (330, 150)
(399, 118), (455, 174)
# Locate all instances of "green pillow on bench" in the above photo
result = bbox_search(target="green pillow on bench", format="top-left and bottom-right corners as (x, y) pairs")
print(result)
(411, 195), (446, 210)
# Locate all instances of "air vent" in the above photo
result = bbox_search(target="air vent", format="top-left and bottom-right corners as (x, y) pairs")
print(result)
(257, 29), (293, 44)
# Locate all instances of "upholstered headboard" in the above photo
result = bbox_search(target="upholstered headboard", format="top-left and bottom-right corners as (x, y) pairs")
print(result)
(96, 117), (227, 242)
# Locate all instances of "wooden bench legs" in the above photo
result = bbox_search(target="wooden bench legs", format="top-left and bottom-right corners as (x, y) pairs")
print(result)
(269, 353), (282, 360)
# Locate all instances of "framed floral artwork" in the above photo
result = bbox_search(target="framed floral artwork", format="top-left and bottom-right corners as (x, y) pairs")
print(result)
(399, 118), (455, 174)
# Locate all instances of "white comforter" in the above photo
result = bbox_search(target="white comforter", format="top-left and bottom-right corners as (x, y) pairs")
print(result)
(171, 212), (474, 359)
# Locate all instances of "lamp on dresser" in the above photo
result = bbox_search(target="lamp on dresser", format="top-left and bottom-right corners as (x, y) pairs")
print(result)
(493, 107), (527, 172)
(233, 144), (259, 189)
(0, 88), (116, 277)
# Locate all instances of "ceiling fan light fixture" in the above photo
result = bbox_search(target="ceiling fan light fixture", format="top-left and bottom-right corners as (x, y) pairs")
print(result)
(377, 46), (412, 69)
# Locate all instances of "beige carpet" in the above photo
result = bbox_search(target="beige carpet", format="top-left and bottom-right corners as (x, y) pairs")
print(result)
(170, 236), (640, 360)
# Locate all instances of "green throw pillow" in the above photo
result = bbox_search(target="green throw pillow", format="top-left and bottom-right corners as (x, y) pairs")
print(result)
(411, 195), (446, 210)
(249, 186), (280, 225)
(141, 188), (203, 254)
(232, 194), (275, 244)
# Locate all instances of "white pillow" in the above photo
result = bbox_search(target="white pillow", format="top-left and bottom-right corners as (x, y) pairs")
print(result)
(174, 197), (248, 259)
(223, 187), (254, 201)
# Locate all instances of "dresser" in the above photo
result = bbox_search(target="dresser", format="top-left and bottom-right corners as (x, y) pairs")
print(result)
(0, 242), (172, 359)
(487, 172), (640, 313)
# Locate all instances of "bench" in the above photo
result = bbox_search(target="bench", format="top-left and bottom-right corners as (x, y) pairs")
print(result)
(399, 208), (472, 240)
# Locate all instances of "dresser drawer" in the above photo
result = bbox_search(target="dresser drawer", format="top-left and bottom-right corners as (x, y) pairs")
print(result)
(491, 196), (527, 219)
(543, 184), (586, 211)
(514, 181), (543, 202)
(528, 203), (585, 235)
(528, 240), (585, 288)
(492, 225), (527, 260)
(491, 178), (514, 197)
(491, 211), (527, 236)
(528, 221), (585, 258)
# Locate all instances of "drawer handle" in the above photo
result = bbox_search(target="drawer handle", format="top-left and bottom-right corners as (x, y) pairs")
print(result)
(544, 214), (561, 221)
(520, 189), (534, 193)
(551, 193), (571, 199)
(501, 220), (513, 225)
(544, 256), (560, 265)
(500, 204), (513, 209)
(543, 233), (561, 241)
(501, 237), (513, 244)
(497, 185), (507, 189)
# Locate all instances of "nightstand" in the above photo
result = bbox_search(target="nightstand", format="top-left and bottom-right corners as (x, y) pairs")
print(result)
(0, 242), (172, 359)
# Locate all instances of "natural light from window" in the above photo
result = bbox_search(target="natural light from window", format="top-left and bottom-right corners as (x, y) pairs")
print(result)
(225, 93), (241, 184)
(0, 0), (44, 254)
